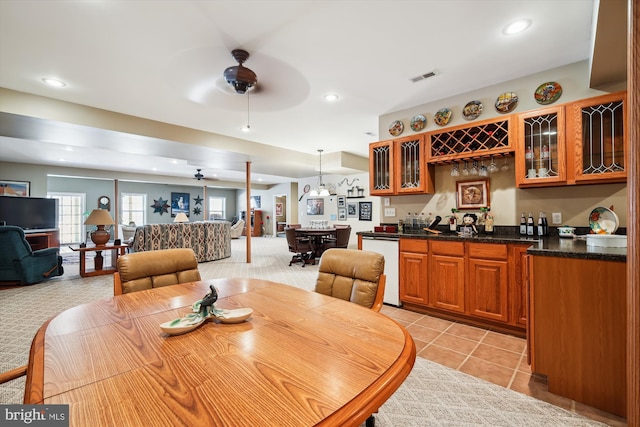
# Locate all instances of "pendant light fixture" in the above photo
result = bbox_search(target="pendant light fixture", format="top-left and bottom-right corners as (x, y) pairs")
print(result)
(309, 149), (330, 197)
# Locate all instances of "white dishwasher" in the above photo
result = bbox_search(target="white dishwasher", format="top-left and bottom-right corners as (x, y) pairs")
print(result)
(361, 236), (400, 307)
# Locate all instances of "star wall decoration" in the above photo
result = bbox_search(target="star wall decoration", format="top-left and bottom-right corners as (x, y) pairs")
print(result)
(193, 206), (202, 215)
(194, 195), (203, 205)
(151, 197), (170, 215)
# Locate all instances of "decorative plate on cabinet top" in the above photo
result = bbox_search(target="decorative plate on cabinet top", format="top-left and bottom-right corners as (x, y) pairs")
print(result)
(410, 114), (427, 131)
(495, 92), (519, 113)
(462, 100), (483, 120)
(588, 206), (619, 235)
(433, 108), (452, 126)
(388, 120), (404, 136)
(534, 82), (562, 105)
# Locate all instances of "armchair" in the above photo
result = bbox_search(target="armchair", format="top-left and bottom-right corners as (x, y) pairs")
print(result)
(230, 219), (245, 239)
(0, 226), (64, 285)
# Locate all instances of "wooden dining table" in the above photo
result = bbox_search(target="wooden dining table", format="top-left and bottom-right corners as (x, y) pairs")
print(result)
(24, 278), (416, 427)
(294, 228), (336, 257)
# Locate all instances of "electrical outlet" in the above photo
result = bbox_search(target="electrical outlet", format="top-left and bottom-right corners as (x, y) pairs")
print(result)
(384, 208), (396, 217)
(552, 212), (562, 224)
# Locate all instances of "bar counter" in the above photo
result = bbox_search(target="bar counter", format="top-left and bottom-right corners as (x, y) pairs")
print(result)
(357, 227), (627, 262)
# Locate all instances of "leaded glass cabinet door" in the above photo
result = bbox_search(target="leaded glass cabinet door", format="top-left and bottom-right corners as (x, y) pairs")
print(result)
(516, 106), (566, 188)
(394, 135), (426, 194)
(369, 140), (395, 195)
(569, 92), (627, 184)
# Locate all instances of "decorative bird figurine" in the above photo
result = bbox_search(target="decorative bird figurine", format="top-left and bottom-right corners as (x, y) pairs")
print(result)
(199, 285), (218, 317)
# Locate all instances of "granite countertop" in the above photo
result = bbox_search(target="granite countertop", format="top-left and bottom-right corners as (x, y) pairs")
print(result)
(358, 229), (627, 262)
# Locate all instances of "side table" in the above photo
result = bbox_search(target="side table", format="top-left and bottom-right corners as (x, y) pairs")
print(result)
(70, 244), (128, 277)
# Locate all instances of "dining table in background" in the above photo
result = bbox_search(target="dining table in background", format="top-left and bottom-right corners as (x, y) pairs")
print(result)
(294, 227), (336, 257)
(24, 278), (416, 427)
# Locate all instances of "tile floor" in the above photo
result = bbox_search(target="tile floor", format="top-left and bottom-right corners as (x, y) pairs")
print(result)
(380, 305), (627, 427)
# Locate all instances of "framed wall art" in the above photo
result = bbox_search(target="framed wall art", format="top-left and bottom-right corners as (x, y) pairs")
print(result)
(337, 195), (346, 208)
(306, 198), (324, 215)
(275, 202), (283, 217)
(338, 208), (347, 221)
(359, 201), (372, 221)
(347, 202), (358, 218)
(0, 180), (30, 197)
(456, 179), (490, 209)
(171, 192), (190, 217)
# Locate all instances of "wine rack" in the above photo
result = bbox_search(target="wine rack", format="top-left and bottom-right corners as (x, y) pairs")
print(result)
(426, 117), (513, 163)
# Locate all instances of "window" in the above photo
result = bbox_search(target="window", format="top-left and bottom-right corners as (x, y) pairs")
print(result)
(121, 193), (146, 226)
(208, 196), (226, 220)
(49, 192), (85, 244)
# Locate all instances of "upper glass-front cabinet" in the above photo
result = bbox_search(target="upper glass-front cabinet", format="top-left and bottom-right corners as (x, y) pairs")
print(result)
(395, 135), (426, 194)
(369, 135), (434, 195)
(515, 106), (566, 187)
(567, 91), (627, 184)
(369, 140), (395, 195)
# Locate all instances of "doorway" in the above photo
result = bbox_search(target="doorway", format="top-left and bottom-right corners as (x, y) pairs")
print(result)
(274, 194), (287, 236)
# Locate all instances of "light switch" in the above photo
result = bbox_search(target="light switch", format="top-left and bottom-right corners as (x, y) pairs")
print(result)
(383, 197), (390, 207)
(384, 208), (396, 217)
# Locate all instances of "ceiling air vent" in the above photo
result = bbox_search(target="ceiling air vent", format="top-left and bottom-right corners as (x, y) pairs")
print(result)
(410, 71), (436, 83)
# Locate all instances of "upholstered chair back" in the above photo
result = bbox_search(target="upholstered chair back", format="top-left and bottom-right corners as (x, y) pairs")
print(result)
(315, 248), (386, 311)
(114, 248), (201, 295)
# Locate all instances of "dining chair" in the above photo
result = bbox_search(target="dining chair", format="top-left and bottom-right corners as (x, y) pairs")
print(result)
(0, 365), (27, 385)
(285, 227), (315, 267)
(314, 248), (386, 312)
(114, 248), (201, 295)
(322, 225), (351, 251)
(314, 248), (386, 426)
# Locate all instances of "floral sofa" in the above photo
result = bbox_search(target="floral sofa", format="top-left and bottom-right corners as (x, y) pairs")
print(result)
(129, 221), (231, 262)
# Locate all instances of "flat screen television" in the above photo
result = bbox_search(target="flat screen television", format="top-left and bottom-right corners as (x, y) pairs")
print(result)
(0, 196), (58, 230)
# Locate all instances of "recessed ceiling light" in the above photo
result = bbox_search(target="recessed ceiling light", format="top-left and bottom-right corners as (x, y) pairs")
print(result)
(324, 94), (339, 102)
(42, 78), (67, 88)
(502, 19), (531, 35)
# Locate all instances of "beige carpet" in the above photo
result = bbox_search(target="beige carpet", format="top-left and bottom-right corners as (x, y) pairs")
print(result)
(0, 237), (607, 426)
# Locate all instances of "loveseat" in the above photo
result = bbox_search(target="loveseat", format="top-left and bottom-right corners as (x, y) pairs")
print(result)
(129, 221), (231, 262)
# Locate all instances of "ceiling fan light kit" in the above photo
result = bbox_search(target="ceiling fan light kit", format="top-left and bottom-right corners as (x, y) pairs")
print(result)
(223, 49), (257, 94)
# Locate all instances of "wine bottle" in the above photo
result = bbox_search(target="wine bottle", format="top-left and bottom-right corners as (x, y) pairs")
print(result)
(537, 212), (544, 236)
(527, 212), (535, 236)
(520, 212), (527, 235)
(449, 215), (457, 232)
(541, 212), (549, 236)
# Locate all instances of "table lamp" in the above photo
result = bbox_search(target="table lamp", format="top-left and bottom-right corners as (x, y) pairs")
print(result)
(84, 209), (115, 245)
(174, 212), (189, 223)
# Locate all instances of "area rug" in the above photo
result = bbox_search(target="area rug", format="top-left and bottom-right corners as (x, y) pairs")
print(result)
(372, 357), (607, 426)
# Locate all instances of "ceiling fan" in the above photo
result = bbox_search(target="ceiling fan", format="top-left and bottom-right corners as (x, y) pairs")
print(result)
(193, 168), (219, 182)
(223, 49), (257, 94)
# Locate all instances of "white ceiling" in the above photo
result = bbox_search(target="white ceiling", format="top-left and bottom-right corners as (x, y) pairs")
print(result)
(0, 0), (598, 185)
